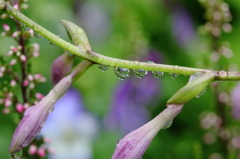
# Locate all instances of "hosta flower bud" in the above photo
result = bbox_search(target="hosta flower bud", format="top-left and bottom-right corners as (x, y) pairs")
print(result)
(111, 104), (183, 159)
(167, 72), (215, 105)
(51, 54), (74, 84)
(9, 60), (93, 154)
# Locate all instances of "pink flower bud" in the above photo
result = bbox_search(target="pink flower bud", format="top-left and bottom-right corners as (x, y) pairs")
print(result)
(34, 74), (42, 79)
(32, 43), (40, 51)
(27, 74), (34, 81)
(13, 4), (19, 10)
(0, 66), (6, 72)
(51, 54), (74, 84)
(5, 99), (12, 107)
(32, 51), (39, 57)
(29, 83), (35, 89)
(10, 80), (16, 87)
(7, 51), (13, 56)
(12, 31), (21, 38)
(35, 93), (44, 100)
(3, 24), (10, 31)
(38, 147), (46, 157)
(10, 59), (17, 65)
(23, 103), (30, 110)
(23, 79), (29, 87)
(16, 103), (24, 113)
(28, 145), (37, 155)
(20, 55), (27, 62)
(2, 108), (10, 114)
(17, 45), (22, 50)
(44, 137), (51, 143)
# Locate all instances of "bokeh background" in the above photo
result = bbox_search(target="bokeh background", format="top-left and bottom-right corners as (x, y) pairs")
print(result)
(1, 0), (240, 158)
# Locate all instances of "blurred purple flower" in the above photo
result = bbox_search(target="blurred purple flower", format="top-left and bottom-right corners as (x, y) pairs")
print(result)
(41, 88), (99, 159)
(171, 8), (196, 48)
(231, 83), (240, 119)
(104, 50), (163, 134)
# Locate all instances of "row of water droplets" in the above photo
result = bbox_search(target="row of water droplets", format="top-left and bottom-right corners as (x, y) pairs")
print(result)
(21, 23), (56, 47)
(98, 61), (179, 80)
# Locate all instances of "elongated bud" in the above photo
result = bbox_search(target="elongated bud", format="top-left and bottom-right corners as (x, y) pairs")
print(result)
(111, 104), (183, 159)
(9, 60), (92, 154)
(167, 72), (215, 105)
(51, 54), (74, 84)
(59, 20), (92, 51)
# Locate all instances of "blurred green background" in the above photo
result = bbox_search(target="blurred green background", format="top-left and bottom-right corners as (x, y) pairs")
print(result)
(1, 0), (240, 158)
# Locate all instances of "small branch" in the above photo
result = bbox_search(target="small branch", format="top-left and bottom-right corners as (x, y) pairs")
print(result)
(1, 0), (240, 80)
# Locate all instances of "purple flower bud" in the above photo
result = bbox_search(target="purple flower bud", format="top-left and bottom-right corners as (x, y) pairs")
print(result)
(231, 83), (240, 119)
(111, 105), (183, 159)
(9, 75), (73, 154)
(51, 54), (74, 84)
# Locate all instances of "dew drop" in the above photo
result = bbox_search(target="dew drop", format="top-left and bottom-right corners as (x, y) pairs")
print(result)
(188, 72), (205, 82)
(48, 40), (56, 47)
(169, 73), (179, 79)
(152, 71), (164, 79)
(162, 121), (173, 129)
(33, 31), (43, 39)
(21, 23), (30, 31)
(133, 69), (147, 78)
(49, 106), (54, 113)
(9, 15), (14, 19)
(65, 50), (72, 56)
(189, 72), (207, 98)
(98, 64), (109, 72)
(10, 150), (22, 159)
(114, 67), (130, 80)
(195, 88), (206, 98)
(116, 139), (122, 147)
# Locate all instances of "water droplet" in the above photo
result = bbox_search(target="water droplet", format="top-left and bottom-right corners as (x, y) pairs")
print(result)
(21, 23), (30, 31)
(114, 67), (130, 80)
(195, 88), (206, 98)
(98, 64), (109, 72)
(133, 69), (147, 78)
(48, 40), (56, 47)
(10, 150), (22, 159)
(188, 72), (205, 83)
(169, 73), (179, 79)
(116, 139), (122, 147)
(152, 71), (164, 79)
(49, 106), (54, 113)
(9, 15), (14, 19)
(162, 121), (173, 129)
(33, 31), (43, 39)
(65, 50), (72, 56)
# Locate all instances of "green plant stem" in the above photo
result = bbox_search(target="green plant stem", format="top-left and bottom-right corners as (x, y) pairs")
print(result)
(1, 0), (240, 80)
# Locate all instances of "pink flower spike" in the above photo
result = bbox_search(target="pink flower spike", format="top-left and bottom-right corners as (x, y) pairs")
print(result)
(20, 55), (27, 62)
(38, 147), (46, 157)
(23, 79), (29, 87)
(5, 99), (12, 107)
(35, 93), (44, 100)
(111, 105), (183, 159)
(34, 74), (42, 79)
(11, 80), (17, 87)
(10, 59), (17, 65)
(3, 24), (10, 31)
(28, 145), (37, 155)
(13, 4), (19, 10)
(16, 103), (24, 113)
